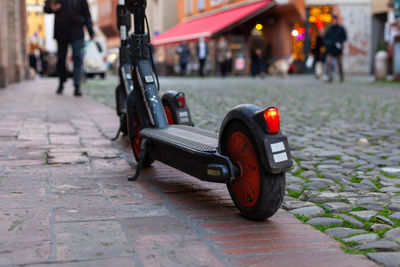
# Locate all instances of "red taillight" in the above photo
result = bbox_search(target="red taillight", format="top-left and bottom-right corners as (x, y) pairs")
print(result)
(264, 107), (280, 134)
(177, 96), (186, 108)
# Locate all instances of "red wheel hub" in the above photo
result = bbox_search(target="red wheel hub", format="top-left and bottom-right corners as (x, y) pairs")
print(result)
(227, 132), (260, 208)
(164, 105), (175, 125)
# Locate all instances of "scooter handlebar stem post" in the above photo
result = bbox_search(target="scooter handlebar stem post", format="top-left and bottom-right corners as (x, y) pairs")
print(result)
(126, 0), (146, 34)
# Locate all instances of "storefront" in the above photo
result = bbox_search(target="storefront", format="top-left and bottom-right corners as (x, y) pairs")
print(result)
(152, 0), (305, 75)
(290, 6), (333, 73)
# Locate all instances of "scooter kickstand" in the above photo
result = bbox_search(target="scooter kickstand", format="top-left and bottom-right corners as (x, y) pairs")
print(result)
(128, 139), (149, 181)
(111, 127), (122, 141)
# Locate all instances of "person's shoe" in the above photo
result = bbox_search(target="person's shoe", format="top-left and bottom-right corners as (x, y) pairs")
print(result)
(56, 85), (64, 95)
(74, 87), (83, 97)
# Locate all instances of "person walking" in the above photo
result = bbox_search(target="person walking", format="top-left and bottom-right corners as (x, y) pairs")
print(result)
(196, 37), (208, 77)
(216, 36), (231, 77)
(44, 0), (94, 96)
(324, 15), (347, 83)
(310, 29), (326, 80)
(176, 41), (190, 76)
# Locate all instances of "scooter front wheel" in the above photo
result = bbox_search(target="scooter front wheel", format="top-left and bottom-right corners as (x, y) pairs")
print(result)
(131, 108), (154, 167)
(222, 121), (286, 221)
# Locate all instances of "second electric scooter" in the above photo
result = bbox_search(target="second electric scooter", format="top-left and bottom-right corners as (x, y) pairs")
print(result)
(115, 0), (292, 221)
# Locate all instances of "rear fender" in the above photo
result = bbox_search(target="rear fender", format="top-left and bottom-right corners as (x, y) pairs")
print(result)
(161, 91), (194, 126)
(218, 104), (292, 174)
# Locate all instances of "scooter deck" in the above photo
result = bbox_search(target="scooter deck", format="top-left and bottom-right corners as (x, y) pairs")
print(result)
(141, 125), (218, 152)
(140, 125), (235, 182)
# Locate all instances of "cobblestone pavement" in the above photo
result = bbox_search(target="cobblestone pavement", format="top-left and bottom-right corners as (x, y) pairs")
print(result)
(84, 75), (400, 266)
(0, 77), (380, 266)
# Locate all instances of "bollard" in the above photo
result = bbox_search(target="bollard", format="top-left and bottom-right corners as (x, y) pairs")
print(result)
(375, 50), (388, 81)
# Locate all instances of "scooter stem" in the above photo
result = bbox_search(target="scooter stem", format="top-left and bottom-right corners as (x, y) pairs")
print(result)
(126, 0), (146, 34)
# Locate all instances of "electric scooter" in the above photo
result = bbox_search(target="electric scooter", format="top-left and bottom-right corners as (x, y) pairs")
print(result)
(114, 0), (293, 221)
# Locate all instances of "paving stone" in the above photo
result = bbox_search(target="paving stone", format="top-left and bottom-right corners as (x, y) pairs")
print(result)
(336, 214), (365, 228)
(343, 234), (379, 244)
(388, 203), (400, 212)
(307, 217), (343, 227)
(367, 252), (400, 267)
(324, 227), (367, 239)
(380, 186), (400, 193)
(360, 241), (400, 252)
(369, 224), (391, 232)
(376, 215), (395, 226)
(323, 202), (353, 213)
(282, 200), (315, 211)
(389, 212), (400, 221)
(286, 184), (303, 192)
(384, 227), (400, 242)
(55, 221), (133, 261)
(350, 210), (378, 220)
(289, 206), (325, 218)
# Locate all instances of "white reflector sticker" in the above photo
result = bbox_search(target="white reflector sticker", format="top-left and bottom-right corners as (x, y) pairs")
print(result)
(179, 111), (188, 118)
(274, 152), (288, 163)
(270, 142), (285, 153)
(145, 75), (154, 83)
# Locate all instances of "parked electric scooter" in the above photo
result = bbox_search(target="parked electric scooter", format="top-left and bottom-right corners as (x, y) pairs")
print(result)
(114, 0), (292, 221)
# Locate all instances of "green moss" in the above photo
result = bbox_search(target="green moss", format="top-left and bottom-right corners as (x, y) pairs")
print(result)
(351, 176), (362, 183)
(295, 214), (310, 222)
(380, 171), (398, 179)
(341, 247), (376, 255)
(287, 190), (302, 199)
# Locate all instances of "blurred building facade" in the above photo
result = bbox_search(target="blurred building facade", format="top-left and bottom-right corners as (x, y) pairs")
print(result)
(0, 0), (28, 88)
(153, 0), (305, 75)
(97, 0), (178, 48)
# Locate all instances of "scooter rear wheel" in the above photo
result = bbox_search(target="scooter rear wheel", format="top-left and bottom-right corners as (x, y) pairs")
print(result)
(222, 121), (286, 221)
(131, 108), (154, 167)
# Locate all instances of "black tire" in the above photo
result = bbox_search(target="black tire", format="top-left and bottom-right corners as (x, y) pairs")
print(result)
(115, 85), (128, 135)
(100, 73), (106, 79)
(131, 108), (154, 167)
(222, 121), (286, 221)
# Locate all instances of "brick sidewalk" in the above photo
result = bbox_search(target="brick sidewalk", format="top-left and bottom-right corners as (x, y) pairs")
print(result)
(0, 79), (377, 266)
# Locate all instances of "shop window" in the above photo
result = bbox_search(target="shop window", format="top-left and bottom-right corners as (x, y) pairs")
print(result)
(185, 0), (193, 15)
(197, 0), (205, 11)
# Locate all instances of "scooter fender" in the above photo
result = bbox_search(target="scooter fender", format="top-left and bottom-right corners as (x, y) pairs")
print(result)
(161, 91), (194, 126)
(218, 104), (293, 174)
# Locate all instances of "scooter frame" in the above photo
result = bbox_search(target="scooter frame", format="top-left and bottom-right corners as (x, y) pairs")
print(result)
(115, 0), (293, 220)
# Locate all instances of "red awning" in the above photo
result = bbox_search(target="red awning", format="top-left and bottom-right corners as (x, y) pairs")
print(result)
(152, 0), (275, 46)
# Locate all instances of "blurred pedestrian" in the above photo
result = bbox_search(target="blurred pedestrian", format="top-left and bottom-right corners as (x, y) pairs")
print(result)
(216, 36), (231, 77)
(249, 36), (267, 78)
(44, 0), (94, 96)
(196, 37), (208, 77)
(176, 41), (190, 76)
(310, 29), (326, 79)
(324, 15), (347, 82)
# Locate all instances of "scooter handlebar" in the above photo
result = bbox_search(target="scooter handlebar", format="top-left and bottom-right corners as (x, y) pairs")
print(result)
(126, 0), (147, 13)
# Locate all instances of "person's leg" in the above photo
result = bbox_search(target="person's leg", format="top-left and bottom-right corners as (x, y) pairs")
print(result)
(72, 39), (84, 96)
(199, 58), (205, 77)
(337, 55), (344, 82)
(56, 40), (68, 94)
(326, 54), (333, 82)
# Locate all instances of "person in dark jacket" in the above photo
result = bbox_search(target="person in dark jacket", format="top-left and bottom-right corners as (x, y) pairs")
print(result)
(176, 42), (190, 76)
(44, 0), (94, 96)
(324, 15), (347, 82)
